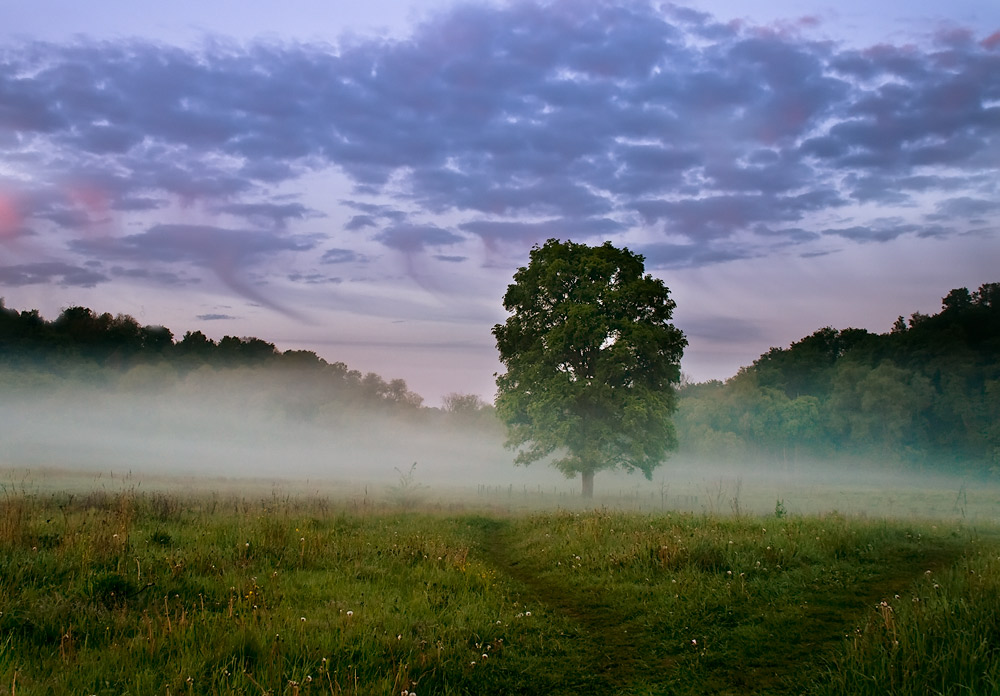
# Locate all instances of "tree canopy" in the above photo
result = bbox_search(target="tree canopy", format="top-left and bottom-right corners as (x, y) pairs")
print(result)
(492, 239), (687, 497)
(0, 300), (426, 412)
(675, 283), (1000, 474)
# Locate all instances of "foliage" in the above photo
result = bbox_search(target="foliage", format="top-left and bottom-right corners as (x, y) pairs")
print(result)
(0, 300), (427, 415)
(492, 239), (686, 496)
(676, 283), (1000, 473)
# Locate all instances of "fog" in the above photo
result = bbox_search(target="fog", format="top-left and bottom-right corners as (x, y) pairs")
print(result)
(0, 371), (570, 489)
(2, 372), (997, 522)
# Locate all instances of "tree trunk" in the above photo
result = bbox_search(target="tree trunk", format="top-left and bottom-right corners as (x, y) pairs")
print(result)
(581, 470), (594, 499)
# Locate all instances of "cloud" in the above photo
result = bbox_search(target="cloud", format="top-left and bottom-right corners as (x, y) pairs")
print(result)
(345, 215), (377, 230)
(321, 247), (367, 264)
(373, 223), (464, 253)
(638, 241), (759, 269)
(196, 313), (236, 321)
(0, 262), (108, 287)
(820, 218), (928, 243)
(71, 224), (317, 318)
(108, 265), (193, 286)
(287, 272), (342, 284)
(214, 201), (322, 229)
(460, 217), (625, 249)
(680, 315), (769, 343)
(0, 0), (996, 275)
(927, 197), (1000, 222)
(71, 223), (314, 265)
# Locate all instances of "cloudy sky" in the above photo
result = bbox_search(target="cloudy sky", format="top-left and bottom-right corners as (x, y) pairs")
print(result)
(1, 0), (998, 404)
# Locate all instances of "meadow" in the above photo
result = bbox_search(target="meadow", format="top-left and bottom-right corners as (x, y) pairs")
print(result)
(2, 472), (1000, 695)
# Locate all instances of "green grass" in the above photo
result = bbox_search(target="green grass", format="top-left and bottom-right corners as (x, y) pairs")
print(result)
(1, 487), (998, 695)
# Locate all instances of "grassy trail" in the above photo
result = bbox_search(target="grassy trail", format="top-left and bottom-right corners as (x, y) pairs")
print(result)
(480, 518), (648, 693)
(477, 517), (969, 695)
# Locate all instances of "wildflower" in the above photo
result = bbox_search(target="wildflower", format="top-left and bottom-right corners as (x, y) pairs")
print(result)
(691, 639), (697, 646)
(301, 617), (307, 622)
(347, 610), (354, 617)
(525, 611), (531, 617)
(482, 653), (489, 659)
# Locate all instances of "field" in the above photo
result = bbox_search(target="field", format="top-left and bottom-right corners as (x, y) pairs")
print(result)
(2, 471), (1000, 695)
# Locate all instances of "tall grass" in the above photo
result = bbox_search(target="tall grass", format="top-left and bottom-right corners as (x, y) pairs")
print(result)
(1, 485), (998, 695)
(819, 540), (1000, 694)
(0, 490), (532, 695)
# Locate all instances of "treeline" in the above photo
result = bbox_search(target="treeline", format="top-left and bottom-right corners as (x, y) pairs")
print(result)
(676, 283), (1000, 474)
(0, 300), (496, 425)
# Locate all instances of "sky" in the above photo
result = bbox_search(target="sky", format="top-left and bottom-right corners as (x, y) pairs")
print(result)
(0, 0), (998, 406)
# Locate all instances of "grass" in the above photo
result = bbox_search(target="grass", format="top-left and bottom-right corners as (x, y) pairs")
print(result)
(1, 483), (999, 695)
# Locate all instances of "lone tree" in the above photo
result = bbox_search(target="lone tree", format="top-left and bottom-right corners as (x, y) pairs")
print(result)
(492, 239), (687, 498)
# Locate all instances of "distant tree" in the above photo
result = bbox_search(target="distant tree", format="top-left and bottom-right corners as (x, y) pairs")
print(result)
(217, 336), (277, 364)
(942, 287), (973, 313)
(141, 325), (174, 353)
(175, 330), (216, 360)
(386, 378), (424, 408)
(442, 392), (498, 429)
(492, 239), (686, 497)
(972, 283), (1000, 307)
(280, 349), (327, 369)
(443, 392), (489, 414)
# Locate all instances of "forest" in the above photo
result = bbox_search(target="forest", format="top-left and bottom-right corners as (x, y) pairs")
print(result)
(0, 300), (478, 418)
(2, 283), (997, 476)
(675, 283), (1000, 476)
